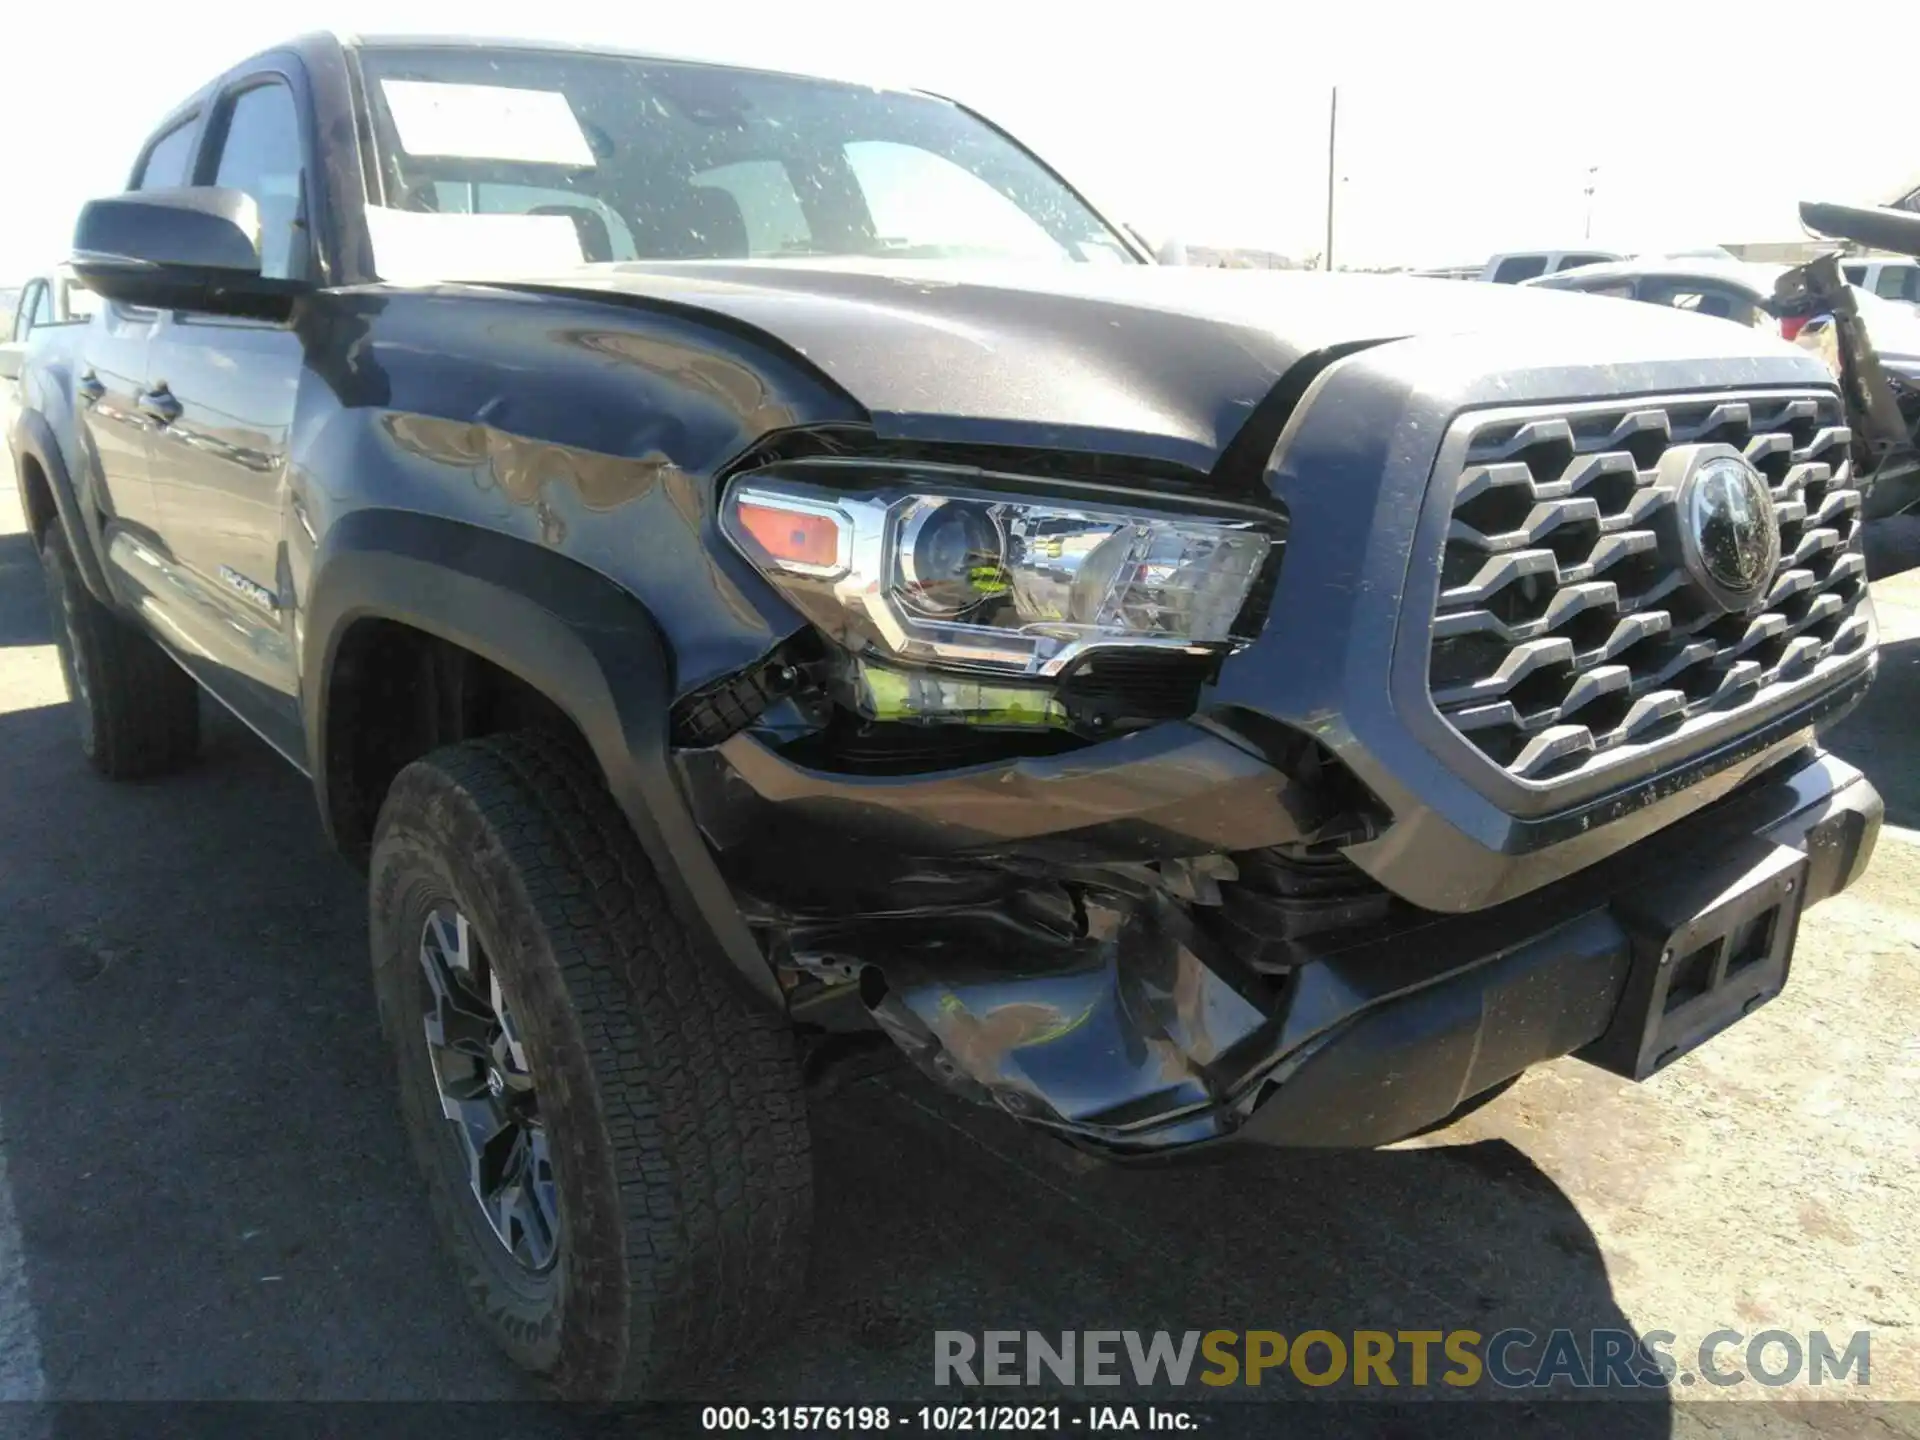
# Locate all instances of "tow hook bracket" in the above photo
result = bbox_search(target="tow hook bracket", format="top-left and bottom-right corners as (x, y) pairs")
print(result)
(1581, 839), (1807, 1081)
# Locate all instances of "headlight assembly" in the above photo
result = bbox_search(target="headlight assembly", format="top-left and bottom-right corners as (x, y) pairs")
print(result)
(721, 461), (1279, 689)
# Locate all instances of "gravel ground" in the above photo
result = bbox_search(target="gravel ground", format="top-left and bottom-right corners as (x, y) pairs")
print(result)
(0, 485), (1913, 1435)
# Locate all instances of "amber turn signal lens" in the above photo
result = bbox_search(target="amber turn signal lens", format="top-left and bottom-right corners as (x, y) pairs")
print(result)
(735, 500), (844, 570)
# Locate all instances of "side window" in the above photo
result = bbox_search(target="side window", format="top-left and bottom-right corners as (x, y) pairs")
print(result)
(1842, 264), (1868, 286)
(136, 121), (200, 190)
(692, 160), (811, 258)
(31, 285), (54, 329)
(843, 140), (1066, 260)
(1492, 255), (1550, 283)
(210, 82), (307, 281)
(1875, 266), (1919, 303)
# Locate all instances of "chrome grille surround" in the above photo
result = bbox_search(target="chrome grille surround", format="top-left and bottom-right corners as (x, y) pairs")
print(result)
(1423, 390), (1873, 785)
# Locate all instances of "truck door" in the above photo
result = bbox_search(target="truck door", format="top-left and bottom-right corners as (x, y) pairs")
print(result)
(81, 118), (205, 547)
(144, 74), (307, 749)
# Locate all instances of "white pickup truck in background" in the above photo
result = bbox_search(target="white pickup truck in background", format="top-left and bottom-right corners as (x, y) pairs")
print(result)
(1, 265), (98, 443)
(1413, 248), (1624, 282)
(1842, 255), (1920, 312)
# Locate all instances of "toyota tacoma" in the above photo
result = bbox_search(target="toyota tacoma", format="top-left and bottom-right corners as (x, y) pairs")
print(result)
(10, 33), (1883, 1399)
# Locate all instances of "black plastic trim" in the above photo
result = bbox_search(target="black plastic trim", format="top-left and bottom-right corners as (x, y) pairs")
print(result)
(9, 410), (114, 603)
(304, 508), (783, 1008)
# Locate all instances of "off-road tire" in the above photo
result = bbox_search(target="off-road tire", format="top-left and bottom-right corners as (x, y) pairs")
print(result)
(369, 731), (813, 1400)
(39, 526), (200, 778)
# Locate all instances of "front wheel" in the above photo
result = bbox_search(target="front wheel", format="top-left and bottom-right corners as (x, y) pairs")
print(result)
(369, 732), (813, 1399)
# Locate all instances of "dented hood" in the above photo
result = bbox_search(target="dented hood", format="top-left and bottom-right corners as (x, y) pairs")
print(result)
(501, 259), (1820, 472)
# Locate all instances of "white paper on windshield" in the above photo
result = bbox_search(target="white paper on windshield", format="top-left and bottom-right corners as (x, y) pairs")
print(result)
(365, 207), (586, 284)
(380, 80), (596, 167)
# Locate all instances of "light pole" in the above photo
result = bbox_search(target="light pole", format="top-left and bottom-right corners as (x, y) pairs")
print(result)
(1583, 165), (1599, 241)
(1325, 87), (1339, 270)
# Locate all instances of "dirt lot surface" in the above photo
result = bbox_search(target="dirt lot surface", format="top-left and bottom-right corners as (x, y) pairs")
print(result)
(0, 487), (1914, 1436)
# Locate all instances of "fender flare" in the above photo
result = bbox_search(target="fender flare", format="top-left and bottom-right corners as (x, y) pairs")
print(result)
(11, 410), (114, 603)
(304, 507), (783, 1009)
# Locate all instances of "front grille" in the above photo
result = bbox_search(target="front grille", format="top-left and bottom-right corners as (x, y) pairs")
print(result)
(1426, 391), (1872, 782)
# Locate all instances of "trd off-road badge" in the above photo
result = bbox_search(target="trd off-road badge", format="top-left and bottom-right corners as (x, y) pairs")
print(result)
(1679, 453), (1780, 612)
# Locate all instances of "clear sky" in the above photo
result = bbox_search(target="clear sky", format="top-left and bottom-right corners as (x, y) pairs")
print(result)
(2, 0), (1914, 283)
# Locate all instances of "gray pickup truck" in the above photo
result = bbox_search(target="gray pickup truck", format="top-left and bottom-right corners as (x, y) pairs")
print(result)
(10, 32), (1883, 1399)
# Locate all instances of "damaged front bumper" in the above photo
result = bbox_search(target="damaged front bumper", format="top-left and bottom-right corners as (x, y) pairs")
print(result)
(664, 344), (1888, 1157)
(681, 728), (1880, 1156)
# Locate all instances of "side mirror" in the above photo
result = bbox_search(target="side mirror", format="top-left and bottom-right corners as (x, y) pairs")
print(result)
(71, 187), (307, 319)
(0, 342), (22, 382)
(1799, 200), (1920, 261)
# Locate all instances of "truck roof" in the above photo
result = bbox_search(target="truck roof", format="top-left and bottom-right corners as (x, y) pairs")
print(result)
(133, 31), (927, 175)
(339, 32), (909, 95)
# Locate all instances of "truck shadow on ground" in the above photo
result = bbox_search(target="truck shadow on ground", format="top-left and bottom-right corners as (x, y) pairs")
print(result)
(776, 1078), (1672, 1430)
(1826, 634), (1920, 828)
(0, 698), (1668, 1430)
(0, 530), (51, 647)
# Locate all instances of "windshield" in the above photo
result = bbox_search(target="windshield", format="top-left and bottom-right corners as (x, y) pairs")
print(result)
(353, 46), (1137, 279)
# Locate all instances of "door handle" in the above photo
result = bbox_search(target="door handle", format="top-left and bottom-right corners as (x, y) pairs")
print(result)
(138, 384), (183, 426)
(76, 370), (105, 404)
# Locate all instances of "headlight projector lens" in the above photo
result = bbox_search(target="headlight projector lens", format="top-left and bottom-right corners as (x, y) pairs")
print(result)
(898, 499), (1007, 616)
